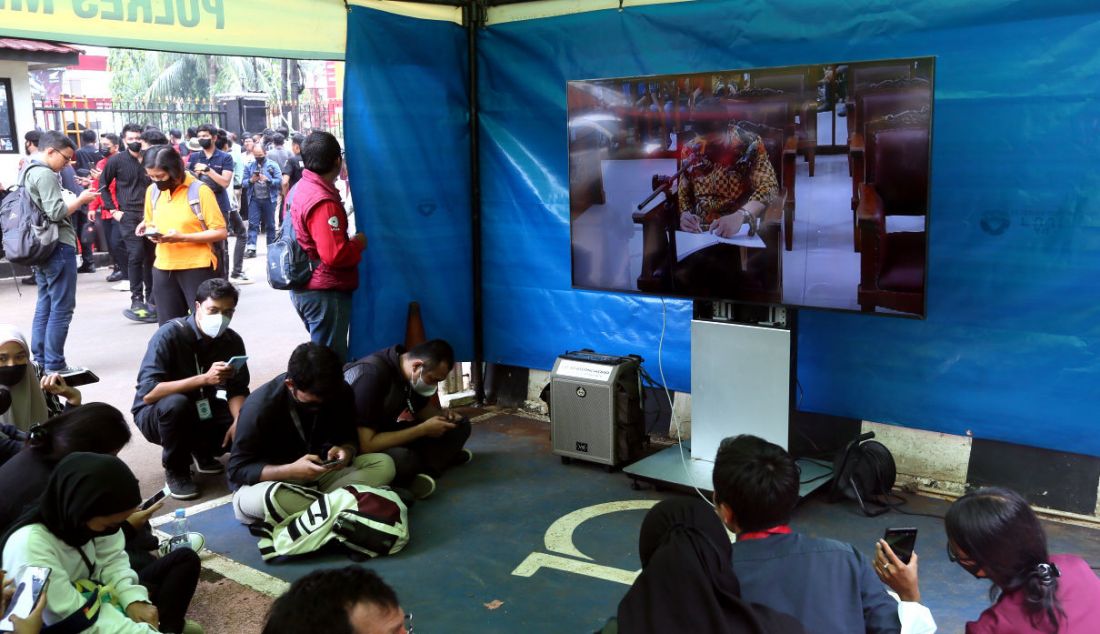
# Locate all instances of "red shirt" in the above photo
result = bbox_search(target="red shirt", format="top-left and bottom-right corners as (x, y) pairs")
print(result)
(966, 555), (1100, 634)
(291, 170), (361, 292)
(88, 153), (118, 219)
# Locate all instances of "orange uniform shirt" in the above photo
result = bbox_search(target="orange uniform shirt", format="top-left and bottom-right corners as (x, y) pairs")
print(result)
(143, 174), (226, 271)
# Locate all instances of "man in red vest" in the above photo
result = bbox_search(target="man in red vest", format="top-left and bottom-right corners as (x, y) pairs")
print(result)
(288, 131), (366, 363)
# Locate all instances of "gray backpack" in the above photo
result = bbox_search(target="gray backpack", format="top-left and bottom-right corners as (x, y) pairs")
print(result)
(1, 162), (60, 266)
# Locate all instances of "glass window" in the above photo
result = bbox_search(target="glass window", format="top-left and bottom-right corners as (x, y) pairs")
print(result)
(0, 79), (17, 154)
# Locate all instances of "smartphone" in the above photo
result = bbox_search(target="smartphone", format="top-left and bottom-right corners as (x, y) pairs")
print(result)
(139, 486), (169, 511)
(319, 458), (343, 468)
(884, 527), (918, 565)
(0, 566), (51, 631)
(57, 367), (100, 387)
(226, 355), (249, 371)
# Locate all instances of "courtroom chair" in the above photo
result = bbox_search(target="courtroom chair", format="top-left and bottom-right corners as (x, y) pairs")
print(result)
(632, 123), (787, 302)
(856, 111), (929, 314)
(749, 72), (819, 177)
(847, 79), (932, 247)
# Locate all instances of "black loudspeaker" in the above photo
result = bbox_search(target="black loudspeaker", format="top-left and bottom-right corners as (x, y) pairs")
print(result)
(218, 96), (268, 137)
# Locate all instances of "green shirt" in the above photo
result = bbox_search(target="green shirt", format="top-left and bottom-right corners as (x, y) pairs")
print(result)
(23, 163), (76, 248)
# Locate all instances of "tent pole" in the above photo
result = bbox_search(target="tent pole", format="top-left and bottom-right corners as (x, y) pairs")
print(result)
(467, 0), (487, 404)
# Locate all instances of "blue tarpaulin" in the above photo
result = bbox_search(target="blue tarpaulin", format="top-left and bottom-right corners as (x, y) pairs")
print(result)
(345, 1), (1100, 456)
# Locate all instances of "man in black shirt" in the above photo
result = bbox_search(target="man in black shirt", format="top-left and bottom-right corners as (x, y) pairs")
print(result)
(73, 129), (102, 173)
(101, 123), (155, 323)
(228, 343), (395, 524)
(345, 339), (472, 500)
(280, 133), (306, 205)
(133, 278), (250, 499)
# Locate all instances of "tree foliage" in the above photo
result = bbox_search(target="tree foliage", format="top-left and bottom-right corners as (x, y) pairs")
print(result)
(108, 49), (283, 105)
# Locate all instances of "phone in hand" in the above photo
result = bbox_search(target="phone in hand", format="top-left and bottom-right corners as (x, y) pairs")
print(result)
(57, 367), (99, 387)
(884, 527), (918, 565)
(139, 486), (169, 511)
(0, 565), (50, 631)
(226, 355), (248, 371)
(144, 230), (162, 240)
(319, 458), (343, 469)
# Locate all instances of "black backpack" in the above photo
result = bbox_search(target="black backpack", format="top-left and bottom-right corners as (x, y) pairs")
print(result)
(1, 163), (60, 266)
(267, 185), (318, 290)
(829, 432), (902, 516)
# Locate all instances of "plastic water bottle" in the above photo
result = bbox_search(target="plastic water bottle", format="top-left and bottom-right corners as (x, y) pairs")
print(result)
(172, 508), (189, 536)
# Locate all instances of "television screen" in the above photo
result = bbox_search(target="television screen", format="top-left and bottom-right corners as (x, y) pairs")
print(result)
(568, 57), (933, 317)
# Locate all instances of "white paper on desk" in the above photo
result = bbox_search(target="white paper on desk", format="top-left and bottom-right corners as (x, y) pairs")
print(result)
(675, 226), (766, 260)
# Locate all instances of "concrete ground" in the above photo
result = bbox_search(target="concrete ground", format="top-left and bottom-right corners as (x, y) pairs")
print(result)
(2, 245), (302, 631)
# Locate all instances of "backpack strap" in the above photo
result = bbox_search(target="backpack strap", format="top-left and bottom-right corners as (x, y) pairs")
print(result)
(186, 181), (207, 230)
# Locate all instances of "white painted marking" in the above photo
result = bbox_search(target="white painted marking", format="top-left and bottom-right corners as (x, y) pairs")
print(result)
(512, 552), (640, 586)
(544, 500), (659, 561)
(149, 493), (234, 528)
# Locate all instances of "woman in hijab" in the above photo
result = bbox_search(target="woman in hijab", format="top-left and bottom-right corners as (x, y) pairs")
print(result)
(611, 497), (805, 634)
(0, 325), (81, 452)
(1, 454), (200, 634)
(0, 403), (132, 533)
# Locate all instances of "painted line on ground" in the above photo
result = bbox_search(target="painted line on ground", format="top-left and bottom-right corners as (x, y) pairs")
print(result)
(150, 493), (235, 528)
(544, 500), (659, 560)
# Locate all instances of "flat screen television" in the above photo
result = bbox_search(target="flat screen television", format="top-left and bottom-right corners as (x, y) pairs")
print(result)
(567, 57), (933, 317)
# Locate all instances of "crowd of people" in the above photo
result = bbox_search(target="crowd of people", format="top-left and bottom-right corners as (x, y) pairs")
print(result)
(1, 123), (1097, 634)
(0, 121), (472, 632)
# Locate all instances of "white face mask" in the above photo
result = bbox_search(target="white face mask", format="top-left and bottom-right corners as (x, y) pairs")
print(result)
(198, 312), (230, 339)
(411, 365), (438, 397)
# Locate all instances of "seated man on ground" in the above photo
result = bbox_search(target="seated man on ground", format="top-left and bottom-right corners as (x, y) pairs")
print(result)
(132, 279), (249, 500)
(713, 434), (902, 634)
(261, 566), (407, 634)
(228, 343), (395, 525)
(345, 339), (471, 500)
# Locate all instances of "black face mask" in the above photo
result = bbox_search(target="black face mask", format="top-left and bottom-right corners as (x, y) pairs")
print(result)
(154, 179), (176, 191)
(127, 141), (142, 153)
(198, 138), (212, 149)
(0, 364), (26, 387)
(256, 157), (266, 165)
(291, 390), (323, 415)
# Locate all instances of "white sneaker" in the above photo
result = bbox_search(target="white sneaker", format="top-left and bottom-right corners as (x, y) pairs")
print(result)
(159, 531), (206, 556)
(410, 473), (437, 500)
(112, 281), (130, 291)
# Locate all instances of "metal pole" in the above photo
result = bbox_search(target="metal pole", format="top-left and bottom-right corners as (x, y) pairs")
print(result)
(466, 0), (485, 404)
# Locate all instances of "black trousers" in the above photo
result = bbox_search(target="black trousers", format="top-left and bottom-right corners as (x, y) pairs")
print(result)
(672, 244), (770, 298)
(152, 267), (217, 325)
(386, 417), (472, 482)
(119, 213), (155, 304)
(72, 211), (96, 265)
(138, 548), (200, 634)
(101, 216), (128, 274)
(135, 393), (233, 474)
(226, 207), (247, 277)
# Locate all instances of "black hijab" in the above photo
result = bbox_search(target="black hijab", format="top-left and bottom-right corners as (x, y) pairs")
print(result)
(616, 497), (806, 634)
(2, 453), (141, 551)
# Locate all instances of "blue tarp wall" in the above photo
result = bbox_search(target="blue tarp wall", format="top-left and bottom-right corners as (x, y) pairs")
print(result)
(344, 1), (1100, 457)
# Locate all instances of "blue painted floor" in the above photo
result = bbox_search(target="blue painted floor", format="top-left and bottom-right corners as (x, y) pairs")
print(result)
(187, 415), (1100, 633)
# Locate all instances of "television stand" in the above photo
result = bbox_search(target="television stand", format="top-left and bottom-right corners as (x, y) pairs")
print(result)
(624, 302), (839, 498)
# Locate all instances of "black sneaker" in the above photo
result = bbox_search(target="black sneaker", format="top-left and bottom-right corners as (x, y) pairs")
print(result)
(106, 269), (126, 282)
(166, 471), (199, 500)
(192, 454), (224, 475)
(124, 301), (156, 324)
(77, 262), (96, 274)
(409, 473), (436, 500)
(20, 276), (36, 286)
(244, 248), (257, 259)
(451, 448), (474, 468)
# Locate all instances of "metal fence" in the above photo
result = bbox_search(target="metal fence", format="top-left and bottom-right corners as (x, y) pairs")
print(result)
(32, 97), (344, 140)
(33, 98), (226, 137)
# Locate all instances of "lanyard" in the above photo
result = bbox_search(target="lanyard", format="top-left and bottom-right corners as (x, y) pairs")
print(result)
(738, 525), (792, 541)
